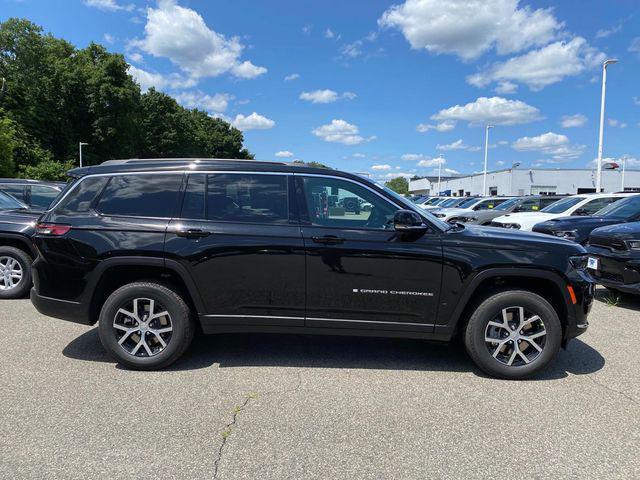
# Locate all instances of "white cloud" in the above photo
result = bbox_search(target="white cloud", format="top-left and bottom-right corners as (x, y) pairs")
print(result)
(561, 114), (587, 128)
(432, 96), (541, 126)
(232, 112), (275, 131)
(416, 120), (456, 133)
(377, 172), (415, 180)
(173, 91), (232, 113)
(103, 33), (115, 44)
(371, 164), (392, 171)
(443, 168), (459, 174)
(401, 153), (429, 161)
(634, 96), (640, 106)
(608, 118), (628, 129)
(494, 81), (517, 94)
(275, 150), (294, 158)
(628, 37), (640, 54)
(467, 37), (605, 90)
(340, 40), (363, 58)
(130, 0), (266, 82)
(324, 28), (335, 39)
(378, 0), (562, 60)
(312, 120), (373, 145)
(596, 24), (622, 39)
(496, 160), (505, 166)
(352, 153), (366, 158)
(417, 157), (446, 167)
(85, 0), (134, 12)
(128, 65), (196, 91)
(302, 25), (312, 36)
(436, 139), (467, 151)
(284, 73), (300, 81)
(299, 89), (357, 104)
(512, 132), (585, 159)
(128, 52), (143, 63)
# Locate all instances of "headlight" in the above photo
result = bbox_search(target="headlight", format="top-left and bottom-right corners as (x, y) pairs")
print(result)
(503, 223), (521, 229)
(569, 255), (588, 270)
(434, 213), (446, 218)
(554, 230), (578, 240)
(461, 216), (477, 223)
(626, 240), (640, 250)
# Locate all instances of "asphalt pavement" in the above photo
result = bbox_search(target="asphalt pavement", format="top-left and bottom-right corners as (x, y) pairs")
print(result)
(1, 288), (639, 479)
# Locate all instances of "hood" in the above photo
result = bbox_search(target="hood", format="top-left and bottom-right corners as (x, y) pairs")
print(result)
(591, 221), (640, 241)
(437, 207), (470, 216)
(454, 224), (585, 253)
(535, 215), (618, 229)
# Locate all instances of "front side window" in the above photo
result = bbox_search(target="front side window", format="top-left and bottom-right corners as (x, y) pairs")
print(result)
(474, 199), (506, 211)
(578, 197), (620, 215)
(181, 173), (289, 224)
(301, 176), (397, 230)
(96, 174), (183, 218)
(514, 198), (541, 212)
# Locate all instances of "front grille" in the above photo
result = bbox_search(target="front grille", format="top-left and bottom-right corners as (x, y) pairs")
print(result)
(588, 235), (627, 251)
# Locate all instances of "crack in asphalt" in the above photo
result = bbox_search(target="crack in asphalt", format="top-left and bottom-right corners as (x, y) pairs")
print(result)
(584, 374), (639, 406)
(212, 373), (303, 479)
(213, 393), (255, 480)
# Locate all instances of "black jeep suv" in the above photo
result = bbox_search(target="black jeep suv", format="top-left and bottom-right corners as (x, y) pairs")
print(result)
(31, 159), (595, 379)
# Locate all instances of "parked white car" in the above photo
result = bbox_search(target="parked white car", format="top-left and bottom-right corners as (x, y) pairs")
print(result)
(491, 193), (635, 231)
(432, 197), (512, 223)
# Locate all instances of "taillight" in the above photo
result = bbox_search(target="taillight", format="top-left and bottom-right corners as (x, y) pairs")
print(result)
(36, 223), (71, 236)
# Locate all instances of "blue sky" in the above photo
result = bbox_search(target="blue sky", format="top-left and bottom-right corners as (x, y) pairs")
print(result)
(2, 0), (639, 180)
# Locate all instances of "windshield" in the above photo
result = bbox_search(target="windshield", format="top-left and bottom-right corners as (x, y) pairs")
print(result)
(596, 194), (640, 218)
(0, 190), (27, 210)
(494, 197), (520, 211)
(457, 197), (479, 208)
(423, 197), (441, 205)
(540, 196), (585, 214)
(440, 198), (462, 207)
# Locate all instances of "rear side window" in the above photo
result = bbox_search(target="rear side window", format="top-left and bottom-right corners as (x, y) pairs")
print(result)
(96, 174), (183, 218)
(55, 176), (109, 214)
(29, 185), (61, 208)
(180, 173), (289, 224)
(580, 197), (619, 215)
(0, 184), (26, 203)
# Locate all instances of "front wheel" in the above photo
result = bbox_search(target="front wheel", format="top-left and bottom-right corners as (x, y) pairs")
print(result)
(98, 282), (195, 370)
(464, 290), (562, 379)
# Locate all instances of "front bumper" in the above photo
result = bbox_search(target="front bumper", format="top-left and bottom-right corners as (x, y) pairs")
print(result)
(564, 272), (595, 342)
(586, 246), (640, 295)
(30, 288), (93, 325)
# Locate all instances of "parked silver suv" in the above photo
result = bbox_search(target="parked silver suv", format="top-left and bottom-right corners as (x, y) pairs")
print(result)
(457, 195), (564, 225)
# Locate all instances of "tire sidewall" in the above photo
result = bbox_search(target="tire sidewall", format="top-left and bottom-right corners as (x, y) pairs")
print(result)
(467, 291), (562, 379)
(98, 284), (189, 369)
(0, 247), (32, 299)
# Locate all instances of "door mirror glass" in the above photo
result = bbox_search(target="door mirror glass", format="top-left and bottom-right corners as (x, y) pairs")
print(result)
(394, 209), (427, 232)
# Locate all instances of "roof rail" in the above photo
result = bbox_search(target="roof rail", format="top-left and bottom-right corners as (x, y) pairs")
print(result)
(99, 158), (286, 166)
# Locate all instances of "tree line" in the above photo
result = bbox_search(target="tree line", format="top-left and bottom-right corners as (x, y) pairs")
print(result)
(0, 18), (252, 180)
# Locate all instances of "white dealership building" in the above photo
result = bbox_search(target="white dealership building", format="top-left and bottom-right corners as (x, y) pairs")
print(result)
(408, 168), (640, 196)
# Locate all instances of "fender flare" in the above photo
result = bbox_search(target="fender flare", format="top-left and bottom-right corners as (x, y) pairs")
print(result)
(0, 233), (37, 257)
(446, 267), (571, 329)
(84, 256), (206, 315)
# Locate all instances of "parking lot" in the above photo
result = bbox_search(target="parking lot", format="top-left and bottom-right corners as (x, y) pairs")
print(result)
(1, 289), (638, 480)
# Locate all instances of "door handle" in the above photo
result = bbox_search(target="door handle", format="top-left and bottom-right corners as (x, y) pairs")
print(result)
(311, 235), (345, 245)
(175, 228), (211, 239)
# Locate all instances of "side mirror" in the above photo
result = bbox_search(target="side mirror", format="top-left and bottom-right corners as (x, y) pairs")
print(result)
(394, 209), (427, 232)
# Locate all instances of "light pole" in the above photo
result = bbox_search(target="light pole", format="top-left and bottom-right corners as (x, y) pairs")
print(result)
(437, 154), (443, 195)
(509, 162), (521, 196)
(482, 124), (494, 196)
(621, 155), (627, 192)
(596, 59), (618, 193)
(79, 142), (89, 167)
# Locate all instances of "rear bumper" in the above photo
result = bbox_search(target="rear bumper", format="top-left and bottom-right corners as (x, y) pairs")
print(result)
(30, 288), (93, 325)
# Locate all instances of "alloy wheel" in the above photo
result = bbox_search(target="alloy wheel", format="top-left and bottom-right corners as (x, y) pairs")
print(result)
(0, 256), (23, 291)
(113, 297), (173, 357)
(484, 306), (547, 367)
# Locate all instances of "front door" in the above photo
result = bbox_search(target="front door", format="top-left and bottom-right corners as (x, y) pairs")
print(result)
(165, 172), (305, 327)
(296, 175), (443, 332)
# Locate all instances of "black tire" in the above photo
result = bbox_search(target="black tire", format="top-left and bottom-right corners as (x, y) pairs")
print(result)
(98, 282), (195, 370)
(0, 246), (32, 299)
(464, 290), (562, 379)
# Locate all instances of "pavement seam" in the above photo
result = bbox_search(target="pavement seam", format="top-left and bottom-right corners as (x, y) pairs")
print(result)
(213, 393), (257, 480)
(583, 373), (639, 406)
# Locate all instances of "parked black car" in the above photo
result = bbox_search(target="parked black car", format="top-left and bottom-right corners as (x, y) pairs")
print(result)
(0, 179), (65, 209)
(533, 194), (640, 244)
(0, 190), (43, 298)
(586, 222), (640, 295)
(31, 159), (594, 379)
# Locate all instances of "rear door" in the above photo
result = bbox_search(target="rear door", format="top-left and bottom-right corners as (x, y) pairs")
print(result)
(165, 172), (305, 327)
(296, 174), (442, 332)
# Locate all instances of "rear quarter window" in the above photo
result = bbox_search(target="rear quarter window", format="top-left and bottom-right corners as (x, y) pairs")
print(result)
(96, 174), (183, 218)
(55, 176), (109, 214)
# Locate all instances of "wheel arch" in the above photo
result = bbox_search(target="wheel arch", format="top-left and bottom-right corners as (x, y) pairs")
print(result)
(86, 257), (205, 325)
(0, 233), (37, 258)
(448, 268), (571, 339)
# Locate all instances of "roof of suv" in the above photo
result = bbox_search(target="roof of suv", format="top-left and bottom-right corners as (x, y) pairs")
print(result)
(68, 158), (364, 181)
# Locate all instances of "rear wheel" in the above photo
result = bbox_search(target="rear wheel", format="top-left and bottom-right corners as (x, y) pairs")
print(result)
(98, 282), (195, 370)
(464, 290), (562, 379)
(0, 246), (32, 299)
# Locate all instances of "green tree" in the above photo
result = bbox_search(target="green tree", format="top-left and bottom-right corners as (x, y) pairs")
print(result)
(0, 114), (16, 176)
(292, 160), (331, 169)
(384, 176), (409, 195)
